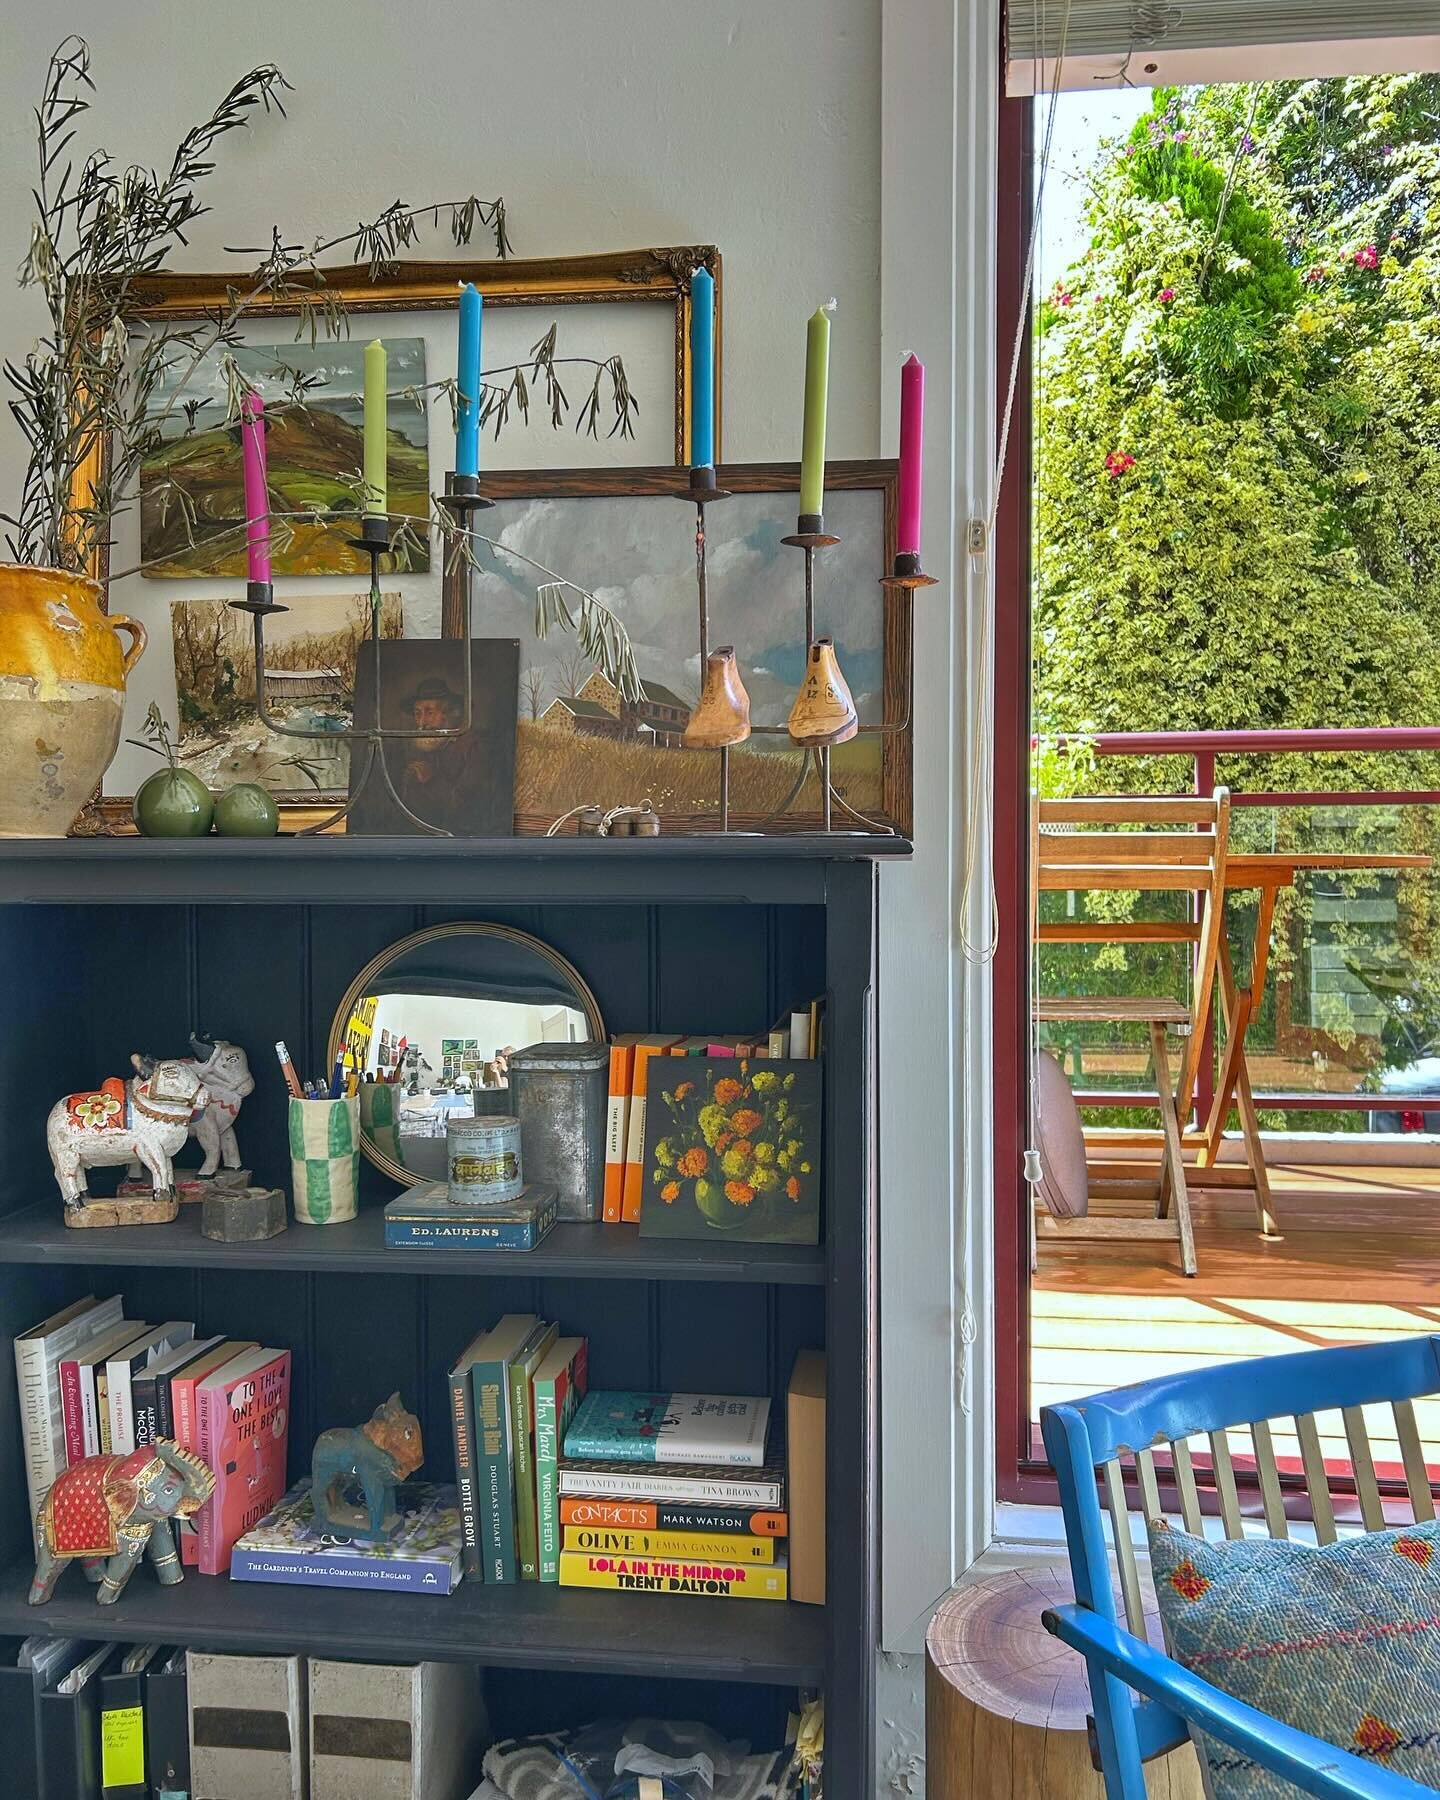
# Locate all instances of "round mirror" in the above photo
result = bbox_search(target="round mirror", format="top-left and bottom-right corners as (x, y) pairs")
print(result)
(328, 923), (604, 1186)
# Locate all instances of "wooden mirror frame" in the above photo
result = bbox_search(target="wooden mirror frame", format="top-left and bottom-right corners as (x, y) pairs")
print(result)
(327, 921), (605, 1187)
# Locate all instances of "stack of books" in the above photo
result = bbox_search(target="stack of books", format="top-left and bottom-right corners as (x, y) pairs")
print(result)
(13, 1293), (290, 1577)
(557, 1390), (789, 1602)
(602, 1003), (823, 1225)
(448, 1313), (589, 1583)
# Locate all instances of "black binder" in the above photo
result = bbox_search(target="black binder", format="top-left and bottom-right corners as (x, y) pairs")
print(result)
(0, 1639), (42, 1800)
(98, 1663), (147, 1800)
(40, 1644), (120, 1800)
(143, 1650), (189, 1800)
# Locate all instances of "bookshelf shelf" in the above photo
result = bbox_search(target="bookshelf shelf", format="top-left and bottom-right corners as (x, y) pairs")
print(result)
(0, 1203), (826, 1285)
(0, 1562), (826, 1685)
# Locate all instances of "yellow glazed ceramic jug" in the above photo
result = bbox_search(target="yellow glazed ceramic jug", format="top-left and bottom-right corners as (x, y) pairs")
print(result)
(0, 566), (147, 837)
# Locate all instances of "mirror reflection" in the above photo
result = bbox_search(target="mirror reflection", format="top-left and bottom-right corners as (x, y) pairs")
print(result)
(332, 926), (601, 1184)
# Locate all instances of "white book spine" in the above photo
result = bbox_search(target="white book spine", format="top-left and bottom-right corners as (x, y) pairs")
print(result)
(789, 1011), (809, 1058)
(107, 1356), (136, 1455)
(14, 1337), (54, 1520)
(79, 1364), (101, 1457)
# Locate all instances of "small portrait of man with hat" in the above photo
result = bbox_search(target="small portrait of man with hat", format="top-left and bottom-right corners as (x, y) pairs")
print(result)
(349, 640), (520, 835)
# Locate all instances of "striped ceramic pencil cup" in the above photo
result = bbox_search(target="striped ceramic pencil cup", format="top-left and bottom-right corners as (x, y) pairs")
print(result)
(288, 1095), (360, 1225)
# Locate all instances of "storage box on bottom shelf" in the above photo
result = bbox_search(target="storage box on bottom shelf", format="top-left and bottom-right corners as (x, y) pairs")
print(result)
(309, 1657), (485, 1800)
(188, 1650), (306, 1800)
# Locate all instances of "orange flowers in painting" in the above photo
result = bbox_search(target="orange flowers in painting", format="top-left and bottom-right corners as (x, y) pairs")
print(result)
(642, 1059), (820, 1244)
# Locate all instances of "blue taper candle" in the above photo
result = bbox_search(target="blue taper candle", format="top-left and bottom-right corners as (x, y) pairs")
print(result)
(456, 283), (483, 478)
(689, 266), (715, 469)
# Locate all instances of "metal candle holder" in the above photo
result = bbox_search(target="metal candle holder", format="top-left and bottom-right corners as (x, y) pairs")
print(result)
(231, 473), (488, 836)
(880, 549), (939, 593)
(780, 513), (843, 833)
(677, 464), (733, 829)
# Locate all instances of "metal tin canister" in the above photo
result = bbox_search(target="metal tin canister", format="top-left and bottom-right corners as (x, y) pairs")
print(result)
(508, 1042), (608, 1222)
(447, 1113), (523, 1205)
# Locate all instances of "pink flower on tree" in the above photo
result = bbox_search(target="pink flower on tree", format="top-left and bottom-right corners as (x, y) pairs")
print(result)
(1104, 451), (1137, 479)
(1304, 266), (1327, 284)
(1158, 287), (1176, 303)
(1054, 288), (1074, 308)
(1354, 244), (1380, 270)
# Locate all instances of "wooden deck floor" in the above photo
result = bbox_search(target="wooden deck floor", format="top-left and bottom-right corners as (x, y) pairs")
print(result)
(1032, 1161), (1440, 1469)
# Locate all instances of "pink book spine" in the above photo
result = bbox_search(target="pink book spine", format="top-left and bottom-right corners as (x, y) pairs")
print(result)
(171, 1373), (200, 1565)
(59, 1359), (85, 1468)
(194, 1377), (220, 1573)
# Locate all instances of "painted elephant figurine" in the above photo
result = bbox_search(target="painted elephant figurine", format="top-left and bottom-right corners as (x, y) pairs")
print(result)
(311, 1393), (423, 1541)
(30, 1439), (215, 1605)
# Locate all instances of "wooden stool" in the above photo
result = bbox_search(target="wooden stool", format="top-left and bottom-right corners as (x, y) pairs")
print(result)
(925, 1569), (1204, 1799)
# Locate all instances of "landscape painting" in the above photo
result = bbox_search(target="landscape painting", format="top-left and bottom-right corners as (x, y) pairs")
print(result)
(170, 593), (403, 798)
(638, 1058), (822, 1245)
(472, 463), (904, 834)
(139, 338), (431, 577)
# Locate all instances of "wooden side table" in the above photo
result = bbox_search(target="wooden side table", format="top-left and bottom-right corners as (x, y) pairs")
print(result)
(925, 1569), (1204, 1799)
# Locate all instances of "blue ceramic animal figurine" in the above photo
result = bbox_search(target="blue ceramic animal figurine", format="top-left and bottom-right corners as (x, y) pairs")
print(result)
(310, 1393), (423, 1541)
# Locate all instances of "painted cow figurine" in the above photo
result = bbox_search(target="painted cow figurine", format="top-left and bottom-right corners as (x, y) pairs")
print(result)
(30, 1438), (215, 1605)
(48, 1054), (210, 1212)
(312, 1393), (424, 1541)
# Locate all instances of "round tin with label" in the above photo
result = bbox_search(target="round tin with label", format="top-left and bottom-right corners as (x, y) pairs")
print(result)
(447, 1113), (523, 1204)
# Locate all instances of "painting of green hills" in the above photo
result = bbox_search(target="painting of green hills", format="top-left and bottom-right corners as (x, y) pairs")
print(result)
(139, 337), (430, 577)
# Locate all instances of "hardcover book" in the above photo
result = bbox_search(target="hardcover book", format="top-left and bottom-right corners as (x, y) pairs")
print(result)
(603, 1042), (635, 1222)
(620, 1037), (682, 1221)
(563, 1391), (772, 1466)
(510, 1321), (559, 1580)
(558, 1550), (789, 1601)
(230, 1480), (464, 1594)
(558, 1459), (785, 1508)
(15, 1294), (125, 1516)
(562, 1526), (776, 1563)
(195, 1346), (291, 1575)
(105, 1322), (195, 1456)
(534, 1336), (589, 1582)
(559, 1496), (788, 1536)
(469, 1313), (538, 1583)
(62, 1318), (144, 1464)
(384, 1182), (558, 1250)
(447, 1327), (487, 1580)
(133, 1333), (223, 1449)
(170, 1338), (257, 1566)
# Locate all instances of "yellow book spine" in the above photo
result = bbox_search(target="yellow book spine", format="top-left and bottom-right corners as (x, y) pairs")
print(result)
(558, 1551), (788, 1600)
(562, 1527), (776, 1564)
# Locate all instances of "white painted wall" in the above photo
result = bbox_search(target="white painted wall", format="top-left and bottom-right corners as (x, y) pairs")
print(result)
(0, 0), (1000, 1773)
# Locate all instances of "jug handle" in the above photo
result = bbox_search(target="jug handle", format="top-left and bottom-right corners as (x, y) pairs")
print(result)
(109, 614), (148, 677)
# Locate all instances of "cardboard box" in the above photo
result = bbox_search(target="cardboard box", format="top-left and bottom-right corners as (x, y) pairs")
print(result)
(188, 1651), (306, 1800)
(309, 1659), (485, 1800)
(787, 1348), (826, 1605)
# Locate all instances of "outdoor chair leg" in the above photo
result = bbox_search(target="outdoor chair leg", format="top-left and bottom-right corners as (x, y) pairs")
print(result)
(1150, 1024), (1198, 1277)
(1233, 1056), (1282, 1240)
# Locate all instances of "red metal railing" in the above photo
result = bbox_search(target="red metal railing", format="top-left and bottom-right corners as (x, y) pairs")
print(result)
(1049, 725), (1440, 1122)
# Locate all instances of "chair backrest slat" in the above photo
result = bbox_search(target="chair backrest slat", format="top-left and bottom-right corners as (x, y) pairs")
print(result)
(1170, 1437), (1205, 1536)
(1040, 796), (1218, 825)
(1250, 1419), (1289, 1539)
(1040, 832), (1217, 867)
(1036, 865), (1221, 892)
(1103, 1457), (1149, 1638)
(1342, 1406), (1386, 1531)
(1135, 1447), (1163, 1526)
(1209, 1429), (1244, 1539)
(1394, 1399), (1436, 1523)
(1295, 1412), (1338, 1545)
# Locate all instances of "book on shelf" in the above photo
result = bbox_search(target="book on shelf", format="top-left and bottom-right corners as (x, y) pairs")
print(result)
(558, 1459), (785, 1509)
(602, 1041), (635, 1221)
(559, 1495), (788, 1536)
(558, 1550), (789, 1601)
(470, 1312), (538, 1583)
(447, 1327), (487, 1580)
(230, 1479), (464, 1594)
(562, 1525), (777, 1563)
(383, 1180), (558, 1250)
(510, 1320), (559, 1580)
(132, 1333), (223, 1449)
(170, 1338), (257, 1566)
(621, 1036), (682, 1221)
(194, 1345), (291, 1575)
(14, 1293), (125, 1517)
(534, 1335), (589, 1582)
(106, 1321), (196, 1456)
(61, 1317), (144, 1464)
(563, 1391), (772, 1467)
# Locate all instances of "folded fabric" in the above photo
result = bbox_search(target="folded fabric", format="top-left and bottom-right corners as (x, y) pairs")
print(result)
(481, 1719), (790, 1800)
(1149, 1516), (1440, 1798)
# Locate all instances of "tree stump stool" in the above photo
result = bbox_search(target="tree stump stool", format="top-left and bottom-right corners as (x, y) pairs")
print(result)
(925, 1568), (1205, 1799)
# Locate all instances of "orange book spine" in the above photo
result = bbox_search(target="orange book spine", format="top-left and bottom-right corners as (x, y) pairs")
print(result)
(602, 1043), (634, 1223)
(622, 1043), (669, 1222)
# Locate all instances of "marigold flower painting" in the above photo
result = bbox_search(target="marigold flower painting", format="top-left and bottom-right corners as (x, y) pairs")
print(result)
(639, 1058), (822, 1245)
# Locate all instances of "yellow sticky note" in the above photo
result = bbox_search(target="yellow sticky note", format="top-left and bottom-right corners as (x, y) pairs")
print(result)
(101, 1705), (145, 1787)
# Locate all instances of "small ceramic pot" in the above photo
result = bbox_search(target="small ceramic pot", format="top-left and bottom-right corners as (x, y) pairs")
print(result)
(214, 783), (279, 836)
(133, 767), (215, 837)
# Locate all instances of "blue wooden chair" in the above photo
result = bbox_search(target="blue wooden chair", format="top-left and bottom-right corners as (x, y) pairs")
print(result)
(1041, 1336), (1440, 1798)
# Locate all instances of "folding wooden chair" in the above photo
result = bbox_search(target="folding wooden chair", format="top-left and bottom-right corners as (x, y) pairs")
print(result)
(1032, 790), (1232, 1278)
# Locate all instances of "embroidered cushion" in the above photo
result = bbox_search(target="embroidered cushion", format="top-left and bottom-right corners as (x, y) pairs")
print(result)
(1148, 1517), (1440, 1797)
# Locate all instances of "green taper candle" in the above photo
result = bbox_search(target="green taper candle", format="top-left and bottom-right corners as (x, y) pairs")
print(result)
(363, 338), (388, 515)
(799, 299), (837, 522)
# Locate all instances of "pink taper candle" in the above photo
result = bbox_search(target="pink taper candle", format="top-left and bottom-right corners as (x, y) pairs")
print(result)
(240, 390), (271, 583)
(897, 353), (924, 557)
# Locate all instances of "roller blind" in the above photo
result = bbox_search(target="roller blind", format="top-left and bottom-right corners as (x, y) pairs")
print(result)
(1007, 1), (1440, 94)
